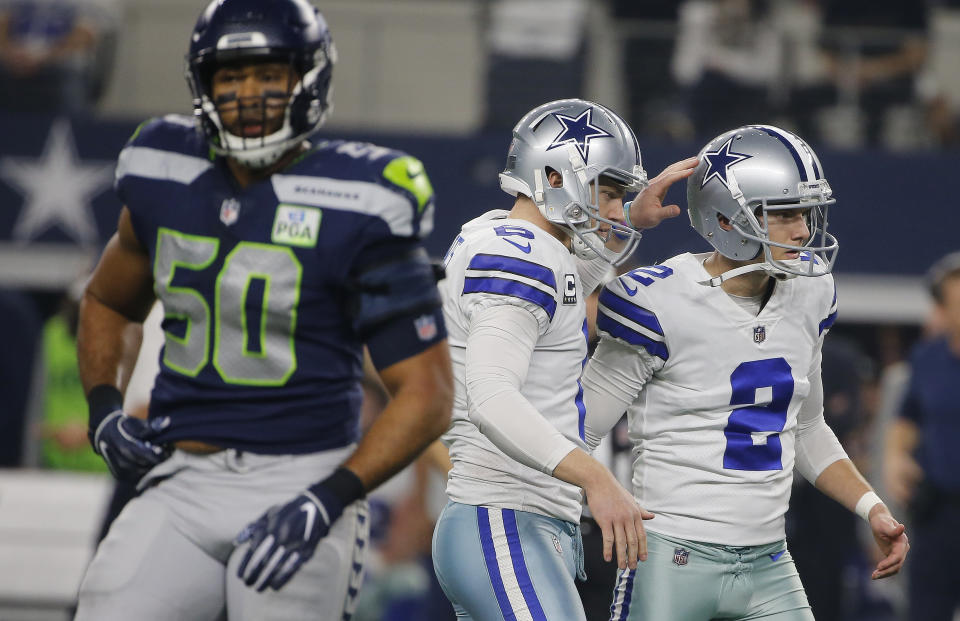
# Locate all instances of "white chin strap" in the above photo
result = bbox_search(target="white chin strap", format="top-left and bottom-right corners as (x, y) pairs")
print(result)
(698, 261), (798, 287)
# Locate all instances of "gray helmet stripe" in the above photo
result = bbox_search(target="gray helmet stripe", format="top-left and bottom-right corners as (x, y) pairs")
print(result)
(750, 125), (810, 182)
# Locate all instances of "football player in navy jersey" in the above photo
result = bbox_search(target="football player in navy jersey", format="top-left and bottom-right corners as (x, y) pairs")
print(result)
(73, 1), (452, 619)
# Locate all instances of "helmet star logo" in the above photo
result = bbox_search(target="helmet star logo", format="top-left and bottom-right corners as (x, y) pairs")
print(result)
(700, 136), (752, 189)
(546, 109), (613, 162)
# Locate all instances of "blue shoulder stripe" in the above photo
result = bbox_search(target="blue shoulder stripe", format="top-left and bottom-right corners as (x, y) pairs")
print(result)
(597, 312), (669, 361)
(599, 288), (664, 336)
(819, 284), (838, 334)
(819, 309), (838, 334)
(463, 277), (557, 319)
(467, 253), (557, 289)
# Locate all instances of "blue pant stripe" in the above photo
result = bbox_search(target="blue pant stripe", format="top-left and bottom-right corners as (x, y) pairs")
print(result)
(501, 509), (548, 621)
(477, 506), (518, 621)
(609, 568), (636, 621)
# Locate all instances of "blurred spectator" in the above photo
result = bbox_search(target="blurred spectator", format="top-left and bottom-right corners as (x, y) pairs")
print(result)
(817, 0), (930, 148)
(0, 288), (46, 465)
(672, 0), (783, 140)
(0, 0), (117, 115)
(610, 1), (687, 140)
(353, 359), (455, 621)
(482, 0), (588, 129)
(884, 251), (960, 621)
(917, 0), (960, 148)
(786, 336), (885, 621)
(39, 280), (104, 472)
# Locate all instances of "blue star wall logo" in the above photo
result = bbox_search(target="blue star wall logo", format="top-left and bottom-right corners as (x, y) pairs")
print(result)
(547, 109), (613, 162)
(0, 118), (113, 243)
(700, 135), (752, 189)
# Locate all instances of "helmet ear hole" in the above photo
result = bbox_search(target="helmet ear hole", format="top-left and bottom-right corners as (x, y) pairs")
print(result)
(716, 213), (733, 231)
(545, 167), (563, 188)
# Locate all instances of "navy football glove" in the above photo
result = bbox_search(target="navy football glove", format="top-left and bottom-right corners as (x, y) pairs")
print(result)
(87, 385), (170, 482)
(235, 467), (365, 591)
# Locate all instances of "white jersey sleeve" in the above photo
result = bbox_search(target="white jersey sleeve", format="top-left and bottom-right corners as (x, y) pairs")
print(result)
(582, 337), (655, 451)
(465, 305), (578, 474)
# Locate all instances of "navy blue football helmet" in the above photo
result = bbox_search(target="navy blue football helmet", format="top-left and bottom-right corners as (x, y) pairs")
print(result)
(186, 0), (336, 168)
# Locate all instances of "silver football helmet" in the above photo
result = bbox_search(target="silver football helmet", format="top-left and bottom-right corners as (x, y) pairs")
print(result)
(499, 99), (648, 265)
(687, 125), (838, 282)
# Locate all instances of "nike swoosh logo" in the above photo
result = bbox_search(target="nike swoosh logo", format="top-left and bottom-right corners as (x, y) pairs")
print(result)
(620, 277), (638, 296)
(502, 238), (532, 253)
(300, 501), (317, 541)
(770, 550), (786, 562)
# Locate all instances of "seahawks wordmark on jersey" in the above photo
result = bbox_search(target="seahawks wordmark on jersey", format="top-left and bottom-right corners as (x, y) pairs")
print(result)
(596, 252), (837, 545)
(440, 211), (589, 524)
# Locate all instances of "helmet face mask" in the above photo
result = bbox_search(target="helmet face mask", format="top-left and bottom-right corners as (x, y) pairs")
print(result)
(499, 99), (648, 266)
(687, 125), (838, 278)
(186, 0), (336, 169)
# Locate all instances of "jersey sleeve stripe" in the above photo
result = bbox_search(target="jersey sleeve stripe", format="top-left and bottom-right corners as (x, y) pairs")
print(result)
(818, 309), (837, 334)
(597, 312), (669, 361)
(819, 284), (838, 334)
(598, 289), (664, 336)
(271, 174), (416, 236)
(467, 253), (557, 289)
(463, 277), (557, 319)
(116, 146), (213, 185)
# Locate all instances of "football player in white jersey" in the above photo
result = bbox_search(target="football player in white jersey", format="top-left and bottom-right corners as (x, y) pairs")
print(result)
(583, 125), (910, 621)
(431, 98), (697, 620)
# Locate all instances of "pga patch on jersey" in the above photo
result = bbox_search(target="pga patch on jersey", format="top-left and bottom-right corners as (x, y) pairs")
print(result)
(272, 204), (321, 248)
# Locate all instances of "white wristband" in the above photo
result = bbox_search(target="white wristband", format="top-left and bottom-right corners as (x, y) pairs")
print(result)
(854, 491), (883, 522)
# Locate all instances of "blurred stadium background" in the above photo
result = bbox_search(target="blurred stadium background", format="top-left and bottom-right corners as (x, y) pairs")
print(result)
(0, 0), (957, 619)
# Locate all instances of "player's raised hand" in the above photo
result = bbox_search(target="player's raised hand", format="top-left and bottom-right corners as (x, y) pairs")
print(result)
(90, 410), (170, 482)
(626, 156), (699, 230)
(235, 467), (364, 591)
(868, 507), (910, 580)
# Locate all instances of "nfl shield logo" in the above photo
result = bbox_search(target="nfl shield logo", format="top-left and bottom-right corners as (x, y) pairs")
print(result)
(414, 314), (438, 341)
(673, 547), (689, 566)
(753, 326), (766, 343)
(220, 198), (241, 226)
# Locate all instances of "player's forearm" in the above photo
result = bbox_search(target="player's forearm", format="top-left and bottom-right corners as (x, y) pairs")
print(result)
(76, 292), (142, 395)
(552, 446), (615, 491)
(813, 458), (884, 516)
(342, 343), (453, 492)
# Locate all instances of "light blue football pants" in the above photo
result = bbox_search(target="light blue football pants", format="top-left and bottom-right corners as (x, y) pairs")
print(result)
(432, 501), (586, 621)
(608, 530), (814, 621)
